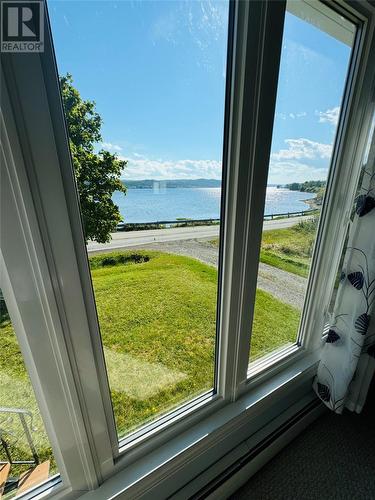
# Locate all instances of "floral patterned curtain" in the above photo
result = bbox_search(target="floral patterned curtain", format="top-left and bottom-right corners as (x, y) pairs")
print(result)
(314, 131), (375, 413)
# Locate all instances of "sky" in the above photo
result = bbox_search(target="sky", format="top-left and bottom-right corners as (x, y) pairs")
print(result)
(48, 0), (353, 184)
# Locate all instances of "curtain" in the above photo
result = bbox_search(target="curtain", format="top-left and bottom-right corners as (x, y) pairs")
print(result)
(313, 132), (375, 413)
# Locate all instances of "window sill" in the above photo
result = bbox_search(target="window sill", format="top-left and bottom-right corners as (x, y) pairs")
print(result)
(114, 344), (309, 470)
(246, 344), (306, 392)
(16, 475), (63, 500)
(117, 391), (220, 455)
(78, 350), (320, 500)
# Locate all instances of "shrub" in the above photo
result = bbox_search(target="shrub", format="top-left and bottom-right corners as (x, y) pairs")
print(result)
(295, 216), (319, 233)
(0, 289), (9, 324)
(89, 252), (151, 269)
(279, 245), (297, 256)
(102, 257), (117, 266)
(117, 223), (165, 232)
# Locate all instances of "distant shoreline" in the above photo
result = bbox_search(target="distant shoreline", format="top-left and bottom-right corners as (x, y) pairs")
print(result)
(121, 179), (287, 190)
(122, 179), (222, 189)
(303, 195), (319, 210)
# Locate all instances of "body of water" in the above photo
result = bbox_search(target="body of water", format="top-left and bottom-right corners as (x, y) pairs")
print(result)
(112, 186), (316, 223)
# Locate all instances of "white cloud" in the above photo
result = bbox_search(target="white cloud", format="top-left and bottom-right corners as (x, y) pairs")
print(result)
(120, 156), (222, 180)
(101, 142), (122, 152)
(271, 138), (332, 161)
(152, 10), (179, 45)
(316, 106), (340, 126)
(277, 111), (306, 120)
(120, 137), (332, 182)
(151, 1), (228, 74)
(268, 160), (329, 185)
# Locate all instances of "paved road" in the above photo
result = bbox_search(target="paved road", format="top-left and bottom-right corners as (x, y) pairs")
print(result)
(87, 215), (311, 253)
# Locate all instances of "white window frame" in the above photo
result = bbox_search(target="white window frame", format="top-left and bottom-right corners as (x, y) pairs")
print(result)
(0, 67), (102, 497)
(241, 0), (375, 389)
(242, 0), (375, 392)
(296, 0), (375, 355)
(1, 0), (375, 498)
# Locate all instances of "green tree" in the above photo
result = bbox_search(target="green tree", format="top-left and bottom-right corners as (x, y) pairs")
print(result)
(315, 186), (326, 205)
(60, 74), (127, 243)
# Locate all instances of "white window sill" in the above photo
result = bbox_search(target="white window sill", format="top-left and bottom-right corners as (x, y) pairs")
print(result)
(78, 351), (320, 500)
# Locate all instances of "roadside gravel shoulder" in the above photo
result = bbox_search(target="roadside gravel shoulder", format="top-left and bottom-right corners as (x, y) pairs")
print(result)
(128, 238), (307, 310)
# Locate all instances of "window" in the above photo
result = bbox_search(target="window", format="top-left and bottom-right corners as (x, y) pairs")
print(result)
(0, 292), (56, 498)
(48, 0), (230, 439)
(248, 1), (356, 365)
(2, 0), (375, 498)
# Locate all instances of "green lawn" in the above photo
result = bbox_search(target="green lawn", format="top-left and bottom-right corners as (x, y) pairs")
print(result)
(260, 219), (318, 277)
(0, 320), (55, 479)
(0, 250), (299, 464)
(210, 218), (318, 277)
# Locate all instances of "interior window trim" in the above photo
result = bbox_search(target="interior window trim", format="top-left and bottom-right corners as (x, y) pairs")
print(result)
(1, 0), (375, 496)
(240, 0), (375, 391)
(296, 0), (375, 355)
(0, 66), (99, 496)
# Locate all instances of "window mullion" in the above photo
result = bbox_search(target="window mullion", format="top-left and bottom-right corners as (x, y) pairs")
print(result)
(217, 0), (286, 401)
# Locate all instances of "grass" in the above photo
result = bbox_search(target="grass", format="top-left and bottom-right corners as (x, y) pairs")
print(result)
(0, 250), (300, 471)
(91, 251), (218, 434)
(251, 288), (300, 360)
(210, 217), (319, 278)
(260, 219), (318, 278)
(0, 319), (55, 482)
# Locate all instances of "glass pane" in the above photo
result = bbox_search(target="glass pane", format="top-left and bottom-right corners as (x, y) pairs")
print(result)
(248, 1), (356, 363)
(0, 290), (56, 498)
(48, 0), (229, 438)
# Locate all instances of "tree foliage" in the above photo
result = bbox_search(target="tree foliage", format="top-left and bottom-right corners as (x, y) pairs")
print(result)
(285, 180), (326, 206)
(285, 180), (326, 193)
(60, 74), (127, 243)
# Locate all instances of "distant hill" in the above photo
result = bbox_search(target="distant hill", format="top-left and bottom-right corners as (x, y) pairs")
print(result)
(120, 179), (286, 190)
(284, 180), (326, 193)
(284, 180), (326, 206)
(121, 178), (222, 189)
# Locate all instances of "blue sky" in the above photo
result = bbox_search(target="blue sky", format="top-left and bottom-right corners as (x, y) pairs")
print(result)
(48, 0), (353, 184)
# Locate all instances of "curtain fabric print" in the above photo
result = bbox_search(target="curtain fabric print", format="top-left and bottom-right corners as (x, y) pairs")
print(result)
(314, 130), (375, 414)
